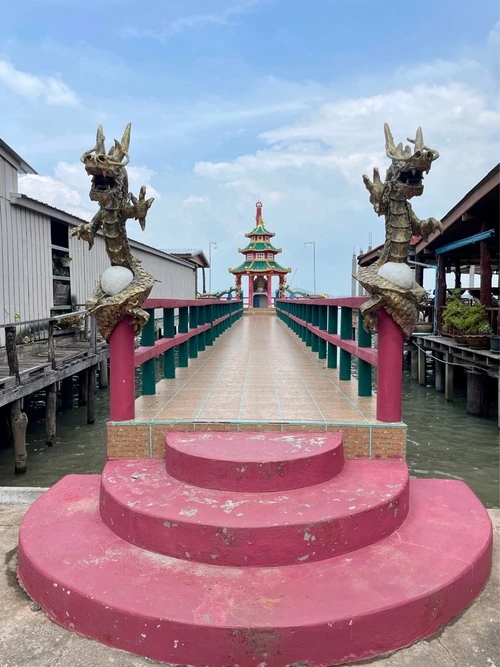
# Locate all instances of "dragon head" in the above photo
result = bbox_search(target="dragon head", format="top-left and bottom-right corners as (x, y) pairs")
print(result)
(384, 123), (439, 199)
(81, 124), (131, 208)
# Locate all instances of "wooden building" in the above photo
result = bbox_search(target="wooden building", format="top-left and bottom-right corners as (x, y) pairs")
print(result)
(0, 138), (197, 344)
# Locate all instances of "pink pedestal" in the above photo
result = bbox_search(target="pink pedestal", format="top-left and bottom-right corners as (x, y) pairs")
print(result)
(377, 309), (404, 422)
(109, 318), (135, 422)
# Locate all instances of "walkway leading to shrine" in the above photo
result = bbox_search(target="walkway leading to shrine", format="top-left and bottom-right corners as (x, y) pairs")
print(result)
(107, 312), (406, 460)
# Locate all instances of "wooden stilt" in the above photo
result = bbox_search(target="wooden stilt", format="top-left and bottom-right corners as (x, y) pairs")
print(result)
(435, 353), (444, 393)
(410, 344), (418, 381)
(11, 400), (28, 474)
(99, 360), (109, 388)
(61, 376), (74, 409)
(87, 366), (96, 424)
(444, 352), (454, 401)
(78, 370), (89, 406)
(466, 371), (489, 418)
(45, 382), (57, 446)
(418, 346), (426, 385)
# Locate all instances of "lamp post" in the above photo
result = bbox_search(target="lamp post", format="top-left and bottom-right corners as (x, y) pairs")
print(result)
(208, 241), (217, 292)
(304, 241), (316, 293)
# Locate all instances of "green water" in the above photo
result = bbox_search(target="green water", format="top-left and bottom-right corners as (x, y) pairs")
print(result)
(0, 369), (498, 507)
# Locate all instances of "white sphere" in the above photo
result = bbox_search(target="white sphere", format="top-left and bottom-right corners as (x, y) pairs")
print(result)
(377, 262), (414, 290)
(100, 266), (134, 296)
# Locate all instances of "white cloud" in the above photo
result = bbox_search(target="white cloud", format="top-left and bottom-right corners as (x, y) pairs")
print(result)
(18, 174), (92, 220)
(123, 0), (267, 41)
(183, 195), (209, 206)
(0, 60), (79, 106)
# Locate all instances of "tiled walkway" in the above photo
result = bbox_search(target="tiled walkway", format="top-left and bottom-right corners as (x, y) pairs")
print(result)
(135, 313), (377, 425)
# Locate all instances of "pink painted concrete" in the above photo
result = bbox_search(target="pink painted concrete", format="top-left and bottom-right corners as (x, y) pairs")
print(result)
(248, 275), (254, 308)
(109, 318), (136, 422)
(18, 475), (492, 667)
(100, 458), (409, 566)
(377, 309), (404, 422)
(165, 432), (344, 491)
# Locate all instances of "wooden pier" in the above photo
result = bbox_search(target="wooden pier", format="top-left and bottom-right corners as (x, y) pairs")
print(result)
(0, 312), (108, 472)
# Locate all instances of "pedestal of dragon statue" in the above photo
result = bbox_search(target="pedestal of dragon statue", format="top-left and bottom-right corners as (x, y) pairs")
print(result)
(71, 124), (155, 340)
(356, 123), (442, 338)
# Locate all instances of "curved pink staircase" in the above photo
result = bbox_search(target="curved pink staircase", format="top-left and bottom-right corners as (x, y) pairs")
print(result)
(18, 432), (492, 666)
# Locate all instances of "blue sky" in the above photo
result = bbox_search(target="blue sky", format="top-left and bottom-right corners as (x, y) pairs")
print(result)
(1, 0), (499, 294)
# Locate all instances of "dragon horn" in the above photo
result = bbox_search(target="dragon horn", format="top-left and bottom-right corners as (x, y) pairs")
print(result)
(111, 123), (131, 161)
(414, 127), (424, 152)
(384, 122), (396, 156)
(96, 126), (106, 154)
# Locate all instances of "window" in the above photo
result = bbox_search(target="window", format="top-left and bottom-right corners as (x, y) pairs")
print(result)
(247, 253), (253, 260)
(256, 252), (265, 259)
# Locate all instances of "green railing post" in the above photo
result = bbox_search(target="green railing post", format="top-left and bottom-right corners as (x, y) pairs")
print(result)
(189, 305), (198, 359)
(301, 303), (307, 341)
(163, 307), (176, 379)
(205, 304), (214, 346)
(198, 305), (206, 353)
(357, 310), (372, 396)
(339, 306), (352, 381)
(141, 308), (156, 395)
(178, 306), (189, 367)
(327, 305), (338, 369)
(318, 305), (327, 359)
(311, 304), (319, 353)
(305, 304), (312, 347)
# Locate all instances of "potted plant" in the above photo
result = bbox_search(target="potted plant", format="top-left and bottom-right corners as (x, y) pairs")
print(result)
(442, 293), (492, 348)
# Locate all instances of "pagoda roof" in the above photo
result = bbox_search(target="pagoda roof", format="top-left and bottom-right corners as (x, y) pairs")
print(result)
(245, 223), (275, 238)
(238, 241), (281, 253)
(229, 259), (291, 275)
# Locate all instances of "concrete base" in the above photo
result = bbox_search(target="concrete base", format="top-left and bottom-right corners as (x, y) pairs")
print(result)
(1, 504), (498, 667)
(15, 431), (493, 667)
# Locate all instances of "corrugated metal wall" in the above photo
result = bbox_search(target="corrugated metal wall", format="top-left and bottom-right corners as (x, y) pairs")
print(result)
(1, 153), (197, 344)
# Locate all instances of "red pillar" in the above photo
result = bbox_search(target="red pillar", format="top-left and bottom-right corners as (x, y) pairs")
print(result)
(376, 309), (403, 423)
(248, 275), (254, 308)
(109, 318), (136, 422)
(267, 274), (273, 307)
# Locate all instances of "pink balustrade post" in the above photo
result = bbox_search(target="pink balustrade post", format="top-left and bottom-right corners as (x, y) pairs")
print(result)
(376, 309), (403, 422)
(109, 318), (136, 422)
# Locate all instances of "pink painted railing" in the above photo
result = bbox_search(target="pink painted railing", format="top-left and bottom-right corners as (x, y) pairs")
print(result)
(109, 298), (243, 422)
(276, 297), (403, 423)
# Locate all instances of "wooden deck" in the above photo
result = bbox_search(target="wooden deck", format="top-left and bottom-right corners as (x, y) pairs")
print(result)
(0, 340), (108, 409)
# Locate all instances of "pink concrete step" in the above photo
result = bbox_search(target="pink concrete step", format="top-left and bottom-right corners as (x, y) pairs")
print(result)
(100, 458), (409, 566)
(18, 476), (492, 667)
(165, 432), (344, 492)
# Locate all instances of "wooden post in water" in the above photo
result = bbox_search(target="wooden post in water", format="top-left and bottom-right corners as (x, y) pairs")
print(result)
(45, 383), (57, 446)
(61, 377), (74, 409)
(87, 366), (96, 424)
(78, 369), (89, 406)
(435, 353), (445, 393)
(5, 325), (28, 473)
(444, 351), (454, 401)
(99, 361), (109, 388)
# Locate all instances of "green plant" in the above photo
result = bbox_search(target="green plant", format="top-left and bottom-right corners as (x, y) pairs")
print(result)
(442, 293), (492, 335)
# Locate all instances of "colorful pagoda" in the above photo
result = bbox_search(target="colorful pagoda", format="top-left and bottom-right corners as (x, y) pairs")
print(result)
(229, 201), (291, 308)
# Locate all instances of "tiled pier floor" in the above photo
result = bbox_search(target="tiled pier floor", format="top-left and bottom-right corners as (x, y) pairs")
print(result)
(135, 314), (377, 424)
(108, 314), (406, 459)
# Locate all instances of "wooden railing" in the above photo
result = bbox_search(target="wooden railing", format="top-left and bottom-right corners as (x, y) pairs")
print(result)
(109, 299), (243, 421)
(276, 297), (403, 423)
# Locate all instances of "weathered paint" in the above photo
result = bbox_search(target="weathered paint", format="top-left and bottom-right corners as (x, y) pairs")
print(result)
(165, 431), (345, 492)
(18, 474), (492, 667)
(377, 309), (404, 422)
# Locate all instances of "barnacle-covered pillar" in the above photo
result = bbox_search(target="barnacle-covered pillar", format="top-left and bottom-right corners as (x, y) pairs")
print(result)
(356, 124), (442, 421)
(71, 124), (156, 420)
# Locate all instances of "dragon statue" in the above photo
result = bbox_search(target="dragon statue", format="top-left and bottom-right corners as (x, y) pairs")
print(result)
(71, 124), (155, 340)
(355, 123), (442, 338)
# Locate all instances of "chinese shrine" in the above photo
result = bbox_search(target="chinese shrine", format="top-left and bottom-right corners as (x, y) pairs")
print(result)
(229, 201), (291, 308)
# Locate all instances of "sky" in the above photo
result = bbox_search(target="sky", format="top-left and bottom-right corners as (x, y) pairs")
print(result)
(1, 0), (499, 296)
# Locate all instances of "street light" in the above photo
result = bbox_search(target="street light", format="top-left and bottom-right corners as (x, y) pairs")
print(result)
(208, 241), (217, 292)
(304, 241), (316, 293)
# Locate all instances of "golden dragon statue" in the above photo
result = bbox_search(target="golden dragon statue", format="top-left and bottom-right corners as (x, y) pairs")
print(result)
(356, 123), (442, 338)
(71, 124), (155, 340)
